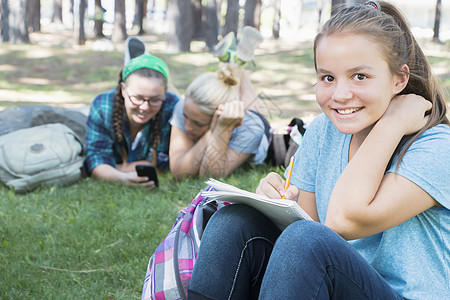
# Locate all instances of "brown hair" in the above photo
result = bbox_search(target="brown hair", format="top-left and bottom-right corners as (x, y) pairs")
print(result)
(112, 68), (167, 164)
(314, 1), (448, 168)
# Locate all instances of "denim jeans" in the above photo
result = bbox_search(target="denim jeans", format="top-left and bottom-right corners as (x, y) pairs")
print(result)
(188, 204), (404, 300)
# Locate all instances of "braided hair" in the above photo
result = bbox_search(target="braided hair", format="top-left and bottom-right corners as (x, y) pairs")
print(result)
(112, 68), (168, 164)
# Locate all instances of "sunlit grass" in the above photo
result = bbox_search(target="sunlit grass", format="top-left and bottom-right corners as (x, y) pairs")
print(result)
(0, 165), (281, 299)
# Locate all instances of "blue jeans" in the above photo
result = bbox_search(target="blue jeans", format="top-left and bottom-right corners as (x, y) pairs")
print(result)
(188, 204), (404, 300)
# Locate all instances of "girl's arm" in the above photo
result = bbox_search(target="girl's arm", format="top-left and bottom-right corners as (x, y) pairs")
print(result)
(325, 94), (436, 240)
(199, 101), (249, 177)
(91, 163), (156, 187)
(169, 126), (212, 180)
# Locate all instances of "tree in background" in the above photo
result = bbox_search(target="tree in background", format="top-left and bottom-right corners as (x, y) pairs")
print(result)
(52, 0), (63, 23)
(112, 0), (127, 42)
(433, 0), (442, 43)
(192, 0), (203, 41)
(133, 0), (147, 35)
(204, 0), (219, 50)
(27, 0), (41, 33)
(93, 0), (105, 38)
(244, 0), (261, 30)
(1, 0), (29, 43)
(167, 0), (192, 53)
(272, 0), (281, 39)
(222, 0), (239, 37)
(73, 0), (86, 45)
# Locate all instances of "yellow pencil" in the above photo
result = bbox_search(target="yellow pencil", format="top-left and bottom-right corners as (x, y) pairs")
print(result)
(282, 156), (295, 199)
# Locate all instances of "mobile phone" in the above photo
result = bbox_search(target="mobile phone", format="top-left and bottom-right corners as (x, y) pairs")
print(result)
(135, 164), (159, 186)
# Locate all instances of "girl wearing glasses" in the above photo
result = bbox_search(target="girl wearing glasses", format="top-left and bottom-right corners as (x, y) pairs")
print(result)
(169, 64), (269, 180)
(85, 55), (179, 187)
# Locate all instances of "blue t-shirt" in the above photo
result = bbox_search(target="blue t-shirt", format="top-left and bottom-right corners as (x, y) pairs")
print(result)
(170, 99), (269, 164)
(288, 113), (449, 299)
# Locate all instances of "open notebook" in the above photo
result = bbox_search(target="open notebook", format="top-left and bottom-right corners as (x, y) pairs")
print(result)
(201, 178), (313, 230)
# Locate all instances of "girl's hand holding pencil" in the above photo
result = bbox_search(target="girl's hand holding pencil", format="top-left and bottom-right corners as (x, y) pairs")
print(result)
(282, 156), (295, 199)
(256, 156), (299, 201)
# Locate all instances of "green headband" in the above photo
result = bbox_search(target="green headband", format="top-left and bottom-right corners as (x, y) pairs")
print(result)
(122, 54), (170, 82)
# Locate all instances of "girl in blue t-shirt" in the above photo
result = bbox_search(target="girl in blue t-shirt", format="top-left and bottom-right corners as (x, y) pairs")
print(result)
(188, 1), (449, 299)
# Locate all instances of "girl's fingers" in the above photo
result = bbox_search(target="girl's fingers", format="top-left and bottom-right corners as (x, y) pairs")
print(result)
(256, 172), (285, 199)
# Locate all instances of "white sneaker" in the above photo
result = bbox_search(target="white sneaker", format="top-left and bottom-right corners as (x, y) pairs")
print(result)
(236, 26), (263, 63)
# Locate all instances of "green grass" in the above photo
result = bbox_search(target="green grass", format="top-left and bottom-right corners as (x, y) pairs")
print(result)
(0, 165), (282, 299)
(0, 29), (449, 299)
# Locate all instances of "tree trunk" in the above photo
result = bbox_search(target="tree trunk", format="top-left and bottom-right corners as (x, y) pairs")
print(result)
(133, 0), (146, 35)
(52, 0), (63, 23)
(94, 0), (104, 37)
(204, 0), (219, 50)
(244, 0), (261, 30)
(111, 0), (127, 43)
(2, 0), (29, 43)
(272, 0), (281, 39)
(73, 0), (86, 45)
(222, 0), (239, 37)
(167, 0), (192, 53)
(27, 0), (41, 32)
(192, 0), (203, 40)
(433, 0), (441, 42)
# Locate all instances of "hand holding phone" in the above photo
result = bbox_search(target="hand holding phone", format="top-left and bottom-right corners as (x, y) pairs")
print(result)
(135, 164), (159, 187)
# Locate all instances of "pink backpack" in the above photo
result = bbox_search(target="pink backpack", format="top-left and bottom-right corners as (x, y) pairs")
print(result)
(141, 187), (226, 299)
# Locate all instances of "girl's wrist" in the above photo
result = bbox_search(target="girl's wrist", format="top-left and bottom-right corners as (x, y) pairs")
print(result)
(376, 115), (408, 137)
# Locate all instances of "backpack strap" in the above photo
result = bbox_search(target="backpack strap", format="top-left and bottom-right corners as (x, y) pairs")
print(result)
(248, 110), (271, 140)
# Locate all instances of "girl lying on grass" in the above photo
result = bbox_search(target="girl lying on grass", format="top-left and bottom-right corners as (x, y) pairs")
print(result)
(85, 54), (179, 188)
(169, 64), (269, 180)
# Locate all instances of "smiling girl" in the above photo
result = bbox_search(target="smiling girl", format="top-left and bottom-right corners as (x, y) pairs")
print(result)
(187, 1), (449, 299)
(85, 55), (179, 187)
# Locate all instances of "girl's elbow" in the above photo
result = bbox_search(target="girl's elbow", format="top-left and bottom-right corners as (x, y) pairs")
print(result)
(324, 214), (362, 240)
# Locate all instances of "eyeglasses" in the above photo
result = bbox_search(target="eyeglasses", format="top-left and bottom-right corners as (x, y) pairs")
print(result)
(123, 88), (165, 107)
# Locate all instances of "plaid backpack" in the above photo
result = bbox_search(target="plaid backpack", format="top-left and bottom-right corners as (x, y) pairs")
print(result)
(142, 186), (226, 300)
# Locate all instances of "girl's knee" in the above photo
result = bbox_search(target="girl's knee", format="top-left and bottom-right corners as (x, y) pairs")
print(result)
(274, 221), (342, 257)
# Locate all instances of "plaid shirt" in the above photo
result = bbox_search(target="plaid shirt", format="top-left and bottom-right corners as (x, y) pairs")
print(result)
(84, 89), (179, 173)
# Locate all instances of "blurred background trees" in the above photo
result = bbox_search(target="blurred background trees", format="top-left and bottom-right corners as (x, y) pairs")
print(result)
(0, 0), (447, 50)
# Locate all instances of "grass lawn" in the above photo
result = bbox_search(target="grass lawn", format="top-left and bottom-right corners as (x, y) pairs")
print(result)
(0, 26), (449, 299)
(0, 165), (282, 299)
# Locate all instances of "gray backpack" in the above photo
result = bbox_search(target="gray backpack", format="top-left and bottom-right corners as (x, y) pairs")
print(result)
(0, 123), (84, 193)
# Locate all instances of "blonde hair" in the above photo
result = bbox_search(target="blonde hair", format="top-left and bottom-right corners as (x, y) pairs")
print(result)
(185, 64), (240, 115)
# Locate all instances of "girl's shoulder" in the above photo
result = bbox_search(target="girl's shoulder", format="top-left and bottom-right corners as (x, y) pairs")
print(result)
(414, 124), (450, 146)
(92, 89), (115, 105)
(88, 89), (116, 120)
(164, 92), (180, 107)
